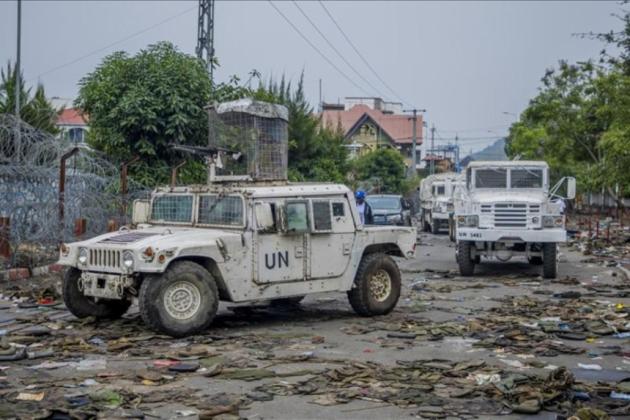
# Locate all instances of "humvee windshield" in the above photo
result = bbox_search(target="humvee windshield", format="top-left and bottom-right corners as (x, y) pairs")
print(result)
(150, 194), (244, 226)
(151, 195), (193, 223)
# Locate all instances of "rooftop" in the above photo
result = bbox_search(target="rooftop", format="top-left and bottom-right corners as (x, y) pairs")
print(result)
(56, 108), (87, 126)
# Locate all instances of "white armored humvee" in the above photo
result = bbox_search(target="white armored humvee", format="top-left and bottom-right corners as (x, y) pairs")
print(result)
(57, 99), (416, 337)
(453, 160), (575, 278)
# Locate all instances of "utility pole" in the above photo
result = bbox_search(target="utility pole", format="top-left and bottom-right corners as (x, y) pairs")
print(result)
(15, 0), (22, 157)
(196, 0), (215, 85)
(455, 133), (460, 172)
(404, 108), (426, 177)
(430, 124), (435, 175)
(318, 78), (322, 113)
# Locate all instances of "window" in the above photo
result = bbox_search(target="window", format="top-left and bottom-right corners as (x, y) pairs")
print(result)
(366, 196), (401, 210)
(332, 202), (345, 217)
(511, 169), (543, 188)
(434, 185), (445, 196)
(285, 202), (309, 233)
(475, 169), (507, 188)
(312, 201), (332, 232)
(151, 195), (193, 223)
(198, 195), (243, 226)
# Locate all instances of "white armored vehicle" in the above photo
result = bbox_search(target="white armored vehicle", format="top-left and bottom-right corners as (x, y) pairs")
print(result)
(453, 161), (575, 278)
(58, 99), (416, 337)
(419, 172), (461, 234)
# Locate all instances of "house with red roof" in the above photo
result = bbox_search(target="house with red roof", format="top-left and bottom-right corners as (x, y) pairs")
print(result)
(320, 97), (423, 169)
(56, 107), (89, 144)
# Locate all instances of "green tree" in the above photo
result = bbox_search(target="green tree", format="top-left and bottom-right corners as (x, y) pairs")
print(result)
(0, 61), (60, 134)
(350, 148), (413, 194)
(76, 42), (250, 186)
(505, 7), (630, 199)
(252, 74), (348, 182)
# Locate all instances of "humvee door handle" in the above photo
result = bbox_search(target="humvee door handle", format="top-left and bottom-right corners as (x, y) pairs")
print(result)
(343, 243), (351, 255)
(295, 246), (304, 258)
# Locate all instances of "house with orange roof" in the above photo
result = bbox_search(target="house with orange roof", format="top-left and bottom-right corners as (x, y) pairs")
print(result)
(320, 97), (423, 169)
(56, 107), (89, 144)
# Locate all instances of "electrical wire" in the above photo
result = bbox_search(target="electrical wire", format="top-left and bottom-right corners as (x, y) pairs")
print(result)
(28, 5), (197, 82)
(292, 1), (387, 100)
(318, 0), (413, 107)
(268, 1), (372, 96)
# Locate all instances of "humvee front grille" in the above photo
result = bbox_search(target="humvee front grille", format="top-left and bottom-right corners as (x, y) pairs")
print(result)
(89, 249), (121, 269)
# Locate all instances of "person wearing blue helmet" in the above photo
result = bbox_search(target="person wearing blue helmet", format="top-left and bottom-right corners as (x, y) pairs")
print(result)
(355, 190), (373, 225)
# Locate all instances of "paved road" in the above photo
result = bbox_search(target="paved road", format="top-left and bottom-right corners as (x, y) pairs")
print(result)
(1, 232), (628, 419)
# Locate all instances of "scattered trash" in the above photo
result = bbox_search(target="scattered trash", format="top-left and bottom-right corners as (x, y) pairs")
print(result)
(16, 392), (45, 401)
(610, 391), (630, 400)
(578, 363), (603, 371)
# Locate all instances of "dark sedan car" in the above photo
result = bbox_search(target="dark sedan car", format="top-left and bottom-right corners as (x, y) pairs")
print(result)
(365, 194), (412, 226)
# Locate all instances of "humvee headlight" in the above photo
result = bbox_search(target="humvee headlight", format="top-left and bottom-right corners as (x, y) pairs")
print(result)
(543, 216), (563, 228)
(78, 248), (88, 265)
(457, 215), (478, 227)
(531, 216), (540, 224)
(122, 251), (135, 270)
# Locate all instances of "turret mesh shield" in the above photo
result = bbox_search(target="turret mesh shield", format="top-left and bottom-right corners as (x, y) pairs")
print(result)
(208, 99), (288, 181)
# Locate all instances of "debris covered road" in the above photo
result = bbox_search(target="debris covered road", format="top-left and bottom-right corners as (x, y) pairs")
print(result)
(1, 232), (629, 419)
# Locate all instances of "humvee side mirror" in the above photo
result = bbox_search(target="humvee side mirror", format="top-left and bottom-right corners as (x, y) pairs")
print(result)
(132, 199), (150, 224)
(255, 202), (276, 232)
(566, 177), (576, 200)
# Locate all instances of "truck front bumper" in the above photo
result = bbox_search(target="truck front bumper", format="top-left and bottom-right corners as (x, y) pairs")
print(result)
(457, 228), (566, 243)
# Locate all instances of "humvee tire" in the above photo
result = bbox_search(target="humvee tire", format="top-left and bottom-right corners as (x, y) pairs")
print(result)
(63, 267), (131, 319)
(431, 218), (440, 234)
(139, 261), (218, 337)
(542, 243), (557, 279)
(457, 241), (475, 276)
(528, 256), (543, 265)
(348, 253), (401, 316)
(270, 296), (305, 307)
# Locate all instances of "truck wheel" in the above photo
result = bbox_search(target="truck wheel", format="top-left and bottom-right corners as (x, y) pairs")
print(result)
(457, 241), (475, 276)
(528, 256), (543, 265)
(63, 267), (131, 319)
(431, 218), (440, 234)
(139, 261), (218, 337)
(270, 296), (305, 307)
(542, 243), (558, 279)
(348, 253), (401, 316)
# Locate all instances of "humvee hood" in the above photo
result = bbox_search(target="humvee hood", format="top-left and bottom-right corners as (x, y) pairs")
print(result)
(472, 191), (547, 205)
(81, 226), (242, 249)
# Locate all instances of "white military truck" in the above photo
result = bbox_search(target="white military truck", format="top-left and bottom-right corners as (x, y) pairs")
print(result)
(419, 172), (460, 234)
(57, 99), (416, 337)
(453, 161), (575, 278)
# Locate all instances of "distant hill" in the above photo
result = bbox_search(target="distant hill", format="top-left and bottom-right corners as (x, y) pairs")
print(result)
(460, 138), (507, 167)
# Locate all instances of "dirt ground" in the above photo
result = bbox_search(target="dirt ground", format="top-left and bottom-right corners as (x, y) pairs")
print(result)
(0, 231), (629, 419)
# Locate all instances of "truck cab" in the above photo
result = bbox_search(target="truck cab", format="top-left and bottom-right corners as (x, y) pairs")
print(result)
(419, 172), (460, 234)
(453, 161), (575, 278)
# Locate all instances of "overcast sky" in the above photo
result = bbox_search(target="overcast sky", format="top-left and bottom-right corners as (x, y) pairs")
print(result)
(0, 1), (622, 154)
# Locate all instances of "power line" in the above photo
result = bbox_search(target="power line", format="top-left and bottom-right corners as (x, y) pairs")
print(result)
(438, 124), (511, 133)
(318, 0), (412, 107)
(292, 1), (387, 100)
(28, 5), (196, 82)
(268, 1), (371, 96)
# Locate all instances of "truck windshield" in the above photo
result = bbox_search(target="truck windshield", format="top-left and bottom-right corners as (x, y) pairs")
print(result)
(198, 195), (243, 226)
(433, 185), (446, 196)
(366, 197), (401, 210)
(151, 195), (193, 223)
(510, 169), (543, 188)
(475, 168), (507, 188)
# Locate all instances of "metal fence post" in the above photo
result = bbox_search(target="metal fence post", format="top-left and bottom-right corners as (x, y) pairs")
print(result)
(59, 147), (79, 240)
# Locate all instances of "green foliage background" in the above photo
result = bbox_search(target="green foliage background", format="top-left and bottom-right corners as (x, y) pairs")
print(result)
(505, 7), (630, 199)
